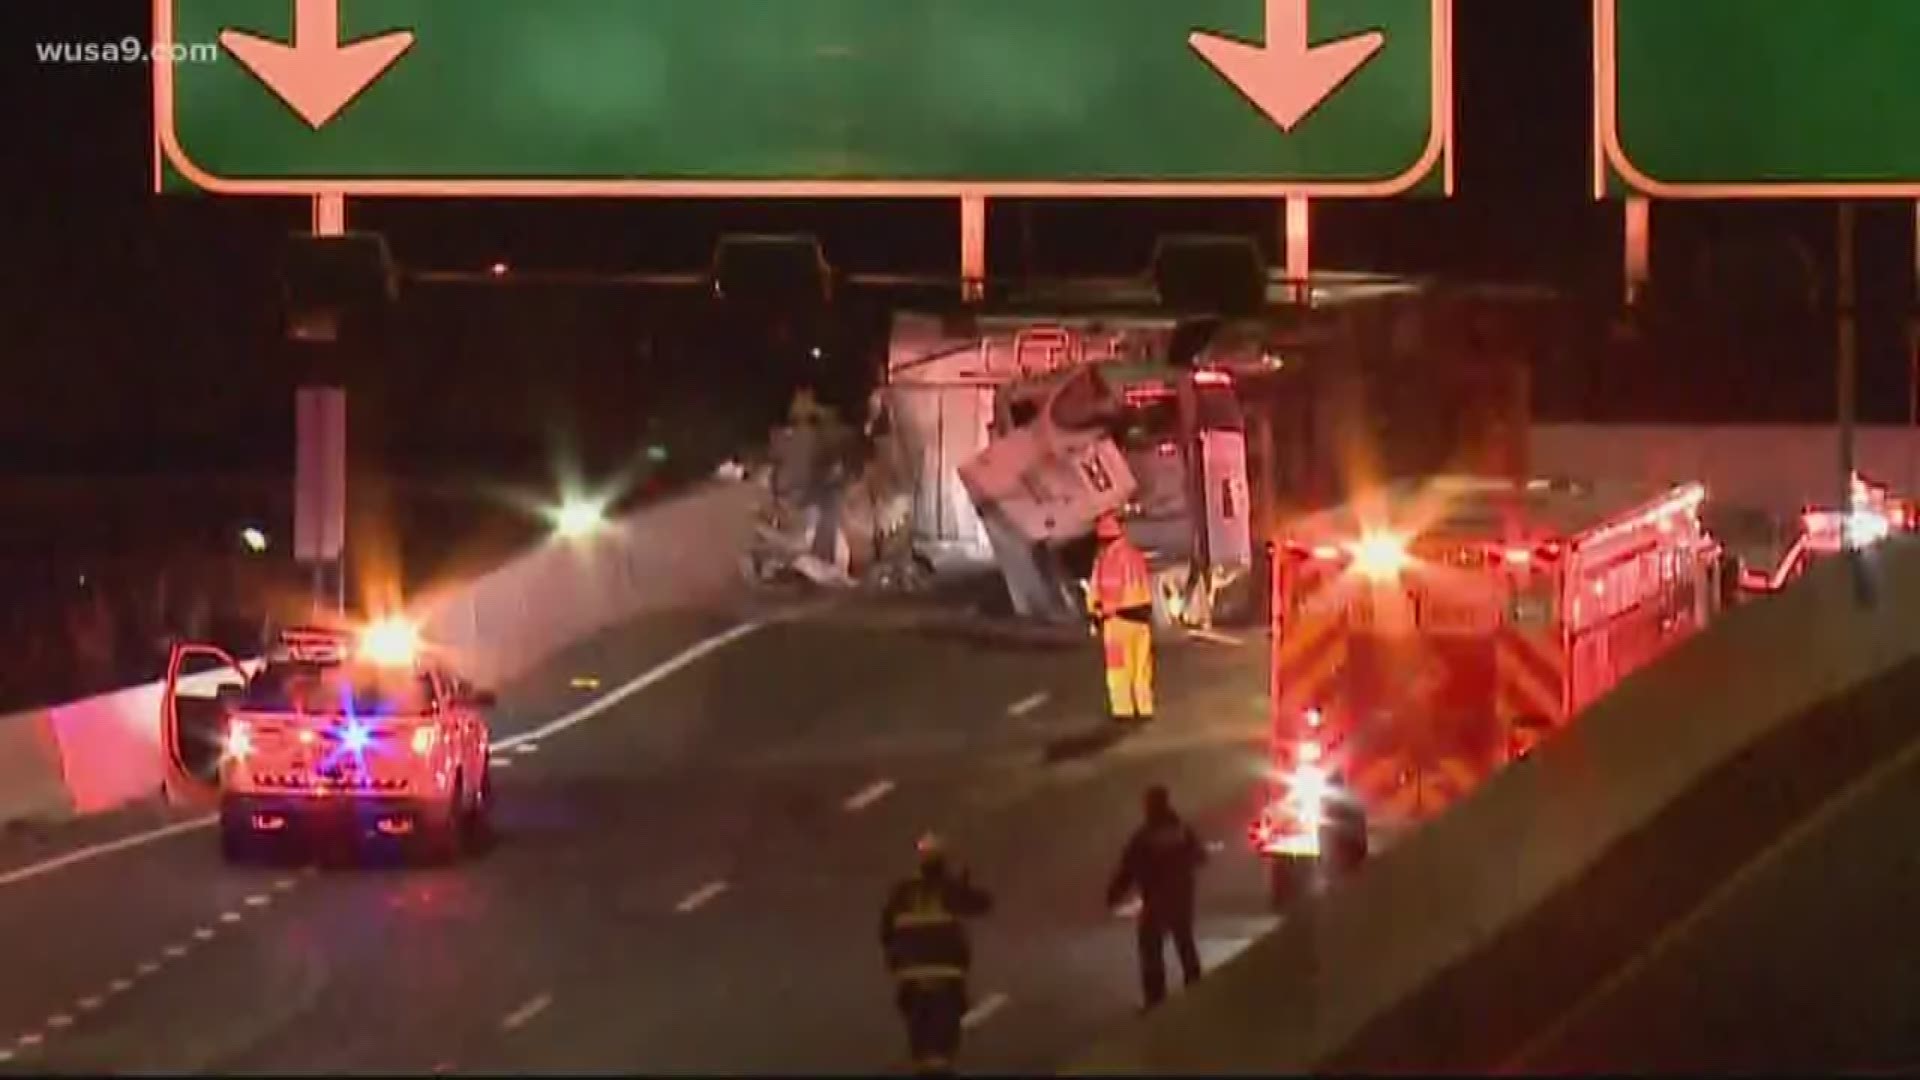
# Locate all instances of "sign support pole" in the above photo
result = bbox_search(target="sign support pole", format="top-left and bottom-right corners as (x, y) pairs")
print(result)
(1284, 197), (1312, 302)
(1910, 202), (1919, 493)
(1624, 198), (1650, 306)
(313, 192), (346, 618)
(961, 195), (986, 303)
(1839, 200), (1857, 518)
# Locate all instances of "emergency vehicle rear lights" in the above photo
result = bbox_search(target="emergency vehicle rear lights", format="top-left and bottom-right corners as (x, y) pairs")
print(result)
(340, 721), (372, 754)
(1304, 708), (1324, 729)
(225, 719), (252, 760)
(410, 725), (438, 756)
(1350, 532), (1411, 580)
(250, 813), (286, 832)
(1191, 369), (1233, 387)
(1309, 544), (1343, 562)
(1503, 547), (1534, 566)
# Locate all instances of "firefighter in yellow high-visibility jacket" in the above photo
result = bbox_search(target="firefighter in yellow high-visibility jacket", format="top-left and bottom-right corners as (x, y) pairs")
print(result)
(1088, 512), (1155, 724)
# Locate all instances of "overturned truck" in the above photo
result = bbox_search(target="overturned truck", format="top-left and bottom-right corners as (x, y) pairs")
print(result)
(883, 276), (1546, 627)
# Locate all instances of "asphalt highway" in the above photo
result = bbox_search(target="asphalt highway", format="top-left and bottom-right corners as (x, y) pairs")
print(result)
(0, 600), (1277, 1075)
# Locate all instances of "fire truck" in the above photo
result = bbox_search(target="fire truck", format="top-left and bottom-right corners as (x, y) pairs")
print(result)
(1252, 476), (1723, 906)
(1738, 472), (1916, 595)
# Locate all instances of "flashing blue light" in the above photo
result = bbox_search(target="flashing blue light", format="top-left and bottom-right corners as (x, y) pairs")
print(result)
(341, 721), (371, 754)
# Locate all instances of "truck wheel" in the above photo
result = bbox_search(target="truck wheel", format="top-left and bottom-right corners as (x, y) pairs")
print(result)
(417, 777), (465, 865)
(1268, 856), (1314, 912)
(461, 767), (495, 850)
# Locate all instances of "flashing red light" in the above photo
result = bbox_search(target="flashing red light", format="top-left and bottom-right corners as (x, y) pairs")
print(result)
(1192, 369), (1233, 388)
(1156, 441), (1178, 457)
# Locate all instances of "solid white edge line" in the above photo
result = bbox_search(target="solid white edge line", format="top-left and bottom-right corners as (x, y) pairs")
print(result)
(0, 815), (217, 890)
(961, 991), (1010, 1029)
(495, 619), (770, 750)
(0, 618), (773, 892)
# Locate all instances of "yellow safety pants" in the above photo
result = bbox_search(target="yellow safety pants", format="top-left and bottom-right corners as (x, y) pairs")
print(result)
(1102, 618), (1155, 721)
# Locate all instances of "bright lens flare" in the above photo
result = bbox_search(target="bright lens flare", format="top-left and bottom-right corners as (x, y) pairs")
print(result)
(1350, 531), (1411, 580)
(555, 497), (606, 540)
(359, 617), (420, 667)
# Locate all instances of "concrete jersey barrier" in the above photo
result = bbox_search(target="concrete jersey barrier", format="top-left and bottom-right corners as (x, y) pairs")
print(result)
(1070, 539), (1920, 1074)
(0, 478), (760, 829)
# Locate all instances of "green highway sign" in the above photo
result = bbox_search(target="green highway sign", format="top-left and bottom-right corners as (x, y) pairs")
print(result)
(1596, 0), (1920, 198)
(155, 0), (1453, 197)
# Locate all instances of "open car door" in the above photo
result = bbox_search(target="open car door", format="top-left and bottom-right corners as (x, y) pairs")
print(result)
(162, 642), (247, 807)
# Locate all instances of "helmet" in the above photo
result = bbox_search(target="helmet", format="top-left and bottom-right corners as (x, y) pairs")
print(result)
(1095, 513), (1123, 540)
(915, 832), (946, 864)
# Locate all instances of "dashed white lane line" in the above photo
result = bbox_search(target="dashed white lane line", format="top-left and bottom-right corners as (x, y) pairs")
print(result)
(0, 619), (772, 893)
(843, 779), (896, 812)
(499, 992), (553, 1031)
(16, 1032), (42, 1048)
(76, 996), (101, 1012)
(43, 1015), (71, 1031)
(0, 1047), (13, 1062)
(513, 742), (540, 755)
(220, 911), (242, 924)
(135, 962), (159, 977)
(1007, 692), (1050, 718)
(273, 877), (297, 892)
(168, 942), (193, 957)
(108, 979), (132, 994)
(674, 880), (729, 913)
(192, 927), (215, 941)
(244, 893), (270, 907)
(961, 992), (1010, 1029)
(1187, 627), (1246, 647)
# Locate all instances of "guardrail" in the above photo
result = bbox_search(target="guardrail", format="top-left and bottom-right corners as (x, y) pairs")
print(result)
(0, 479), (760, 828)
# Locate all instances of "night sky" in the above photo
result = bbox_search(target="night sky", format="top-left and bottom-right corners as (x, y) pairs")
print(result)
(6, 0), (1918, 478)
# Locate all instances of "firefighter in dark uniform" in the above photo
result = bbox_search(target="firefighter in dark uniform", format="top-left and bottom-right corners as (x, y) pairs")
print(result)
(880, 833), (994, 1076)
(1105, 784), (1207, 1009)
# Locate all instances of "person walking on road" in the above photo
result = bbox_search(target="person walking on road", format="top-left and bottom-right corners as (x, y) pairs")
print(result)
(881, 833), (994, 1076)
(1087, 511), (1155, 725)
(1106, 785), (1207, 1010)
